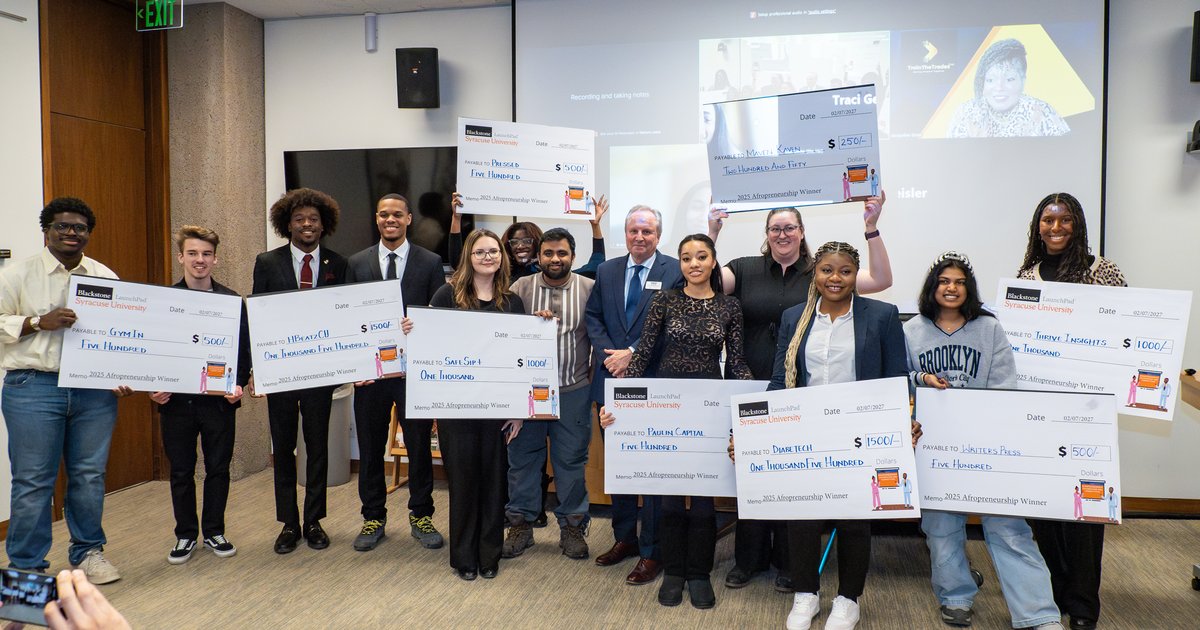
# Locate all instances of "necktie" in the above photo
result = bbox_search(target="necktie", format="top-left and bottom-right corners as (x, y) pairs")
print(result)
(386, 252), (398, 280)
(300, 253), (314, 289)
(625, 264), (644, 326)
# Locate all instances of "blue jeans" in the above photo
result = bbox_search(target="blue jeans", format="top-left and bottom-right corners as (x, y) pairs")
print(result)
(922, 510), (1061, 628)
(506, 385), (591, 527)
(3, 370), (118, 569)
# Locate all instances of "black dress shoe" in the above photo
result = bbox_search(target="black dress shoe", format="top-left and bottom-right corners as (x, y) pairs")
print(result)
(724, 566), (756, 589)
(455, 568), (477, 581)
(533, 512), (548, 528)
(480, 566), (498, 579)
(657, 575), (684, 606)
(304, 522), (330, 550)
(774, 574), (795, 593)
(274, 525), (301, 554)
(1069, 617), (1097, 630)
(687, 578), (716, 609)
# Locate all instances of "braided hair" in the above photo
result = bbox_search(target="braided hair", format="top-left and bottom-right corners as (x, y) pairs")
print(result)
(783, 241), (860, 388)
(1018, 192), (1092, 283)
(974, 39), (1027, 100)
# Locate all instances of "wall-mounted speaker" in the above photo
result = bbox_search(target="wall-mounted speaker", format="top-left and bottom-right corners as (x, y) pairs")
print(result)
(396, 48), (439, 108)
(1192, 11), (1200, 82)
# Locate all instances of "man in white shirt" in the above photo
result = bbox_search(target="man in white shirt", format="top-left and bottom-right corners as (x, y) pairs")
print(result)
(0, 197), (129, 583)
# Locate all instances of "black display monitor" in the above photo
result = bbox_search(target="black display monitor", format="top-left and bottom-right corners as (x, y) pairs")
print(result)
(283, 146), (473, 266)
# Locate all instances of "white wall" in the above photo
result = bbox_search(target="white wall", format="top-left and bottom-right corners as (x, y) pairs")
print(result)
(1106, 0), (1200, 500)
(264, 6), (519, 246)
(0, 0), (46, 522)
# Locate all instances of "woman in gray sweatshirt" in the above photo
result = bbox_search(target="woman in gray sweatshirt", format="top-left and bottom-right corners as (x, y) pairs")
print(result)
(905, 251), (1063, 630)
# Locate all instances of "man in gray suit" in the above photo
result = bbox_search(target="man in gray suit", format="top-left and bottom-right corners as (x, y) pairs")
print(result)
(345, 194), (446, 552)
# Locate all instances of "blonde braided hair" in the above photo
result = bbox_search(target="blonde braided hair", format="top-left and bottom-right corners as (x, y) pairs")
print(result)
(782, 241), (861, 388)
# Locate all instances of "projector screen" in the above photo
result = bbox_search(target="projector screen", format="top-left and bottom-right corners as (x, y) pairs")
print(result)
(514, 0), (1106, 309)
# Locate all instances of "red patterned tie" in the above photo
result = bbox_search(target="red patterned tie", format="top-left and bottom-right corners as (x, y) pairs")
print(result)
(300, 254), (314, 289)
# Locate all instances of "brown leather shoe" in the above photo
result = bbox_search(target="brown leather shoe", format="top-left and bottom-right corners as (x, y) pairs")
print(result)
(594, 541), (638, 567)
(626, 558), (662, 585)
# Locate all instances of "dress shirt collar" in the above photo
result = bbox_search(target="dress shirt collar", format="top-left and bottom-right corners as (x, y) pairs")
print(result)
(40, 247), (94, 276)
(289, 242), (320, 265)
(627, 251), (657, 272)
(378, 238), (410, 263)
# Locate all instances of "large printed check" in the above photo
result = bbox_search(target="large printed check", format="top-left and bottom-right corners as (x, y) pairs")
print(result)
(915, 388), (1121, 523)
(603, 378), (768, 497)
(58, 276), (243, 394)
(731, 377), (919, 520)
(707, 85), (882, 208)
(456, 117), (596, 220)
(994, 278), (1192, 421)
(405, 307), (559, 419)
(246, 280), (405, 394)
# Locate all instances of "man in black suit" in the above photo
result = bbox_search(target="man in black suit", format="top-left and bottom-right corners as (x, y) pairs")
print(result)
(345, 193), (446, 552)
(250, 188), (348, 554)
(584, 204), (684, 585)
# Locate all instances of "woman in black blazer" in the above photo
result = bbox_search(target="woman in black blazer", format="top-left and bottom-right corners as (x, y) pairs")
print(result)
(767, 241), (907, 630)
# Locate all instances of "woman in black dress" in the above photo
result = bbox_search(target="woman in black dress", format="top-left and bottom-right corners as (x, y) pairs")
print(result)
(425, 229), (525, 580)
(600, 234), (753, 609)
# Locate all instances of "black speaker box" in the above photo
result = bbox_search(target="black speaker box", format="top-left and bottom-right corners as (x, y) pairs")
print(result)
(396, 48), (439, 108)
(1192, 11), (1200, 82)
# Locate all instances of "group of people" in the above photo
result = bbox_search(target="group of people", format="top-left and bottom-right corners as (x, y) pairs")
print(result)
(0, 187), (1122, 630)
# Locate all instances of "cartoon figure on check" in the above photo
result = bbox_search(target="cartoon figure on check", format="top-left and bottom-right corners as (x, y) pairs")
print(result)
(1073, 486), (1083, 520)
(873, 467), (908, 510)
(202, 361), (230, 395)
(869, 168), (879, 196)
(374, 352), (383, 378)
(550, 388), (558, 417)
(1107, 487), (1119, 522)
(1158, 377), (1172, 411)
(901, 472), (913, 508)
(1126, 375), (1137, 407)
(870, 476), (882, 510)
(375, 345), (404, 378)
(528, 389), (535, 417)
(398, 348), (407, 373)
(842, 173), (851, 201)
(199, 365), (208, 393)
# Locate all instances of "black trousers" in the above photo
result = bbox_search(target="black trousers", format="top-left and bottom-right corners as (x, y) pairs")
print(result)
(788, 520), (871, 599)
(438, 419), (508, 572)
(661, 496), (717, 580)
(353, 378), (434, 521)
(733, 518), (790, 573)
(1029, 519), (1105, 621)
(266, 386), (334, 527)
(160, 399), (236, 540)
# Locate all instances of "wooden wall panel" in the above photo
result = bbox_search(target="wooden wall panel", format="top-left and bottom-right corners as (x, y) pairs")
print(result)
(47, 0), (144, 129)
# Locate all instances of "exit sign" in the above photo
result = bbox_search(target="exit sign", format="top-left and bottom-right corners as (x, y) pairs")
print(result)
(136, 0), (182, 31)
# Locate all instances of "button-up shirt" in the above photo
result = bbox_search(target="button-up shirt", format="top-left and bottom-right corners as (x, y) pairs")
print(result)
(0, 248), (119, 372)
(805, 297), (856, 386)
(378, 239), (411, 280)
(511, 272), (595, 391)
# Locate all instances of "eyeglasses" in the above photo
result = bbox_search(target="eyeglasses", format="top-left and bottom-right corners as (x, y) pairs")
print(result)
(471, 249), (502, 260)
(508, 238), (535, 247)
(766, 225), (801, 236)
(50, 222), (90, 235)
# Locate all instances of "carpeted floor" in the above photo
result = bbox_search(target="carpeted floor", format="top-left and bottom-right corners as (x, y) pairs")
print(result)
(9, 470), (1200, 629)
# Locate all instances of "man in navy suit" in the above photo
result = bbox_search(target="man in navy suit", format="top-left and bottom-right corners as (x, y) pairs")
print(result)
(585, 204), (684, 585)
(250, 188), (347, 555)
(345, 193), (446, 552)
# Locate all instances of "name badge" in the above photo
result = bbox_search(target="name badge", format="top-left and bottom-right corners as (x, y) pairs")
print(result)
(645, 281), (663, 290)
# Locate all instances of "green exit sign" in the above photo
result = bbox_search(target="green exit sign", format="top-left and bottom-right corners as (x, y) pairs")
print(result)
(136, 0), (182, 32)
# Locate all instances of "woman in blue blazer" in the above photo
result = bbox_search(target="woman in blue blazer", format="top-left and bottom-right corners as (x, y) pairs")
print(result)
(767, 241), (907, 630)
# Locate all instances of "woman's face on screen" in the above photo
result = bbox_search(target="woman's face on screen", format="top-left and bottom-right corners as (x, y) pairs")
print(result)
(982, 63), (1024, 113)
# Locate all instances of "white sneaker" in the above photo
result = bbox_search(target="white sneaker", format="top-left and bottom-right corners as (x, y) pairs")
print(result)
(785, 592), (820, 630)
(825, 595), (861, 630)
(73, 548), (121, 584)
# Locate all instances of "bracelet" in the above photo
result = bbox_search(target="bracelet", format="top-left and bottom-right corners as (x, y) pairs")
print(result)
(864, 230), (880, 240)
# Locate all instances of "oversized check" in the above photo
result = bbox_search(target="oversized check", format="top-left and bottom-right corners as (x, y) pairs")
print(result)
(246, 280), (405, 394)
(405, 306), (559, 419)
(456, 117), (596, 220)
(731, 377), (919, 520)
(603, 378), (768, 497)
(58, 276), (243, 394)
(915, 388), (1121, 523)
(707, 85), (882, 208)
(994, 278), (1192, 421)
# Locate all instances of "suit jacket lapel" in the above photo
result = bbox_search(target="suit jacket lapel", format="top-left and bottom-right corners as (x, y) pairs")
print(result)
(629, 253), (664, 329)
(277, 246), (299, 291)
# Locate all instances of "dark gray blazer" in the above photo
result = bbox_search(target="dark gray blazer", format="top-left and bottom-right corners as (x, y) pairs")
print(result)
(345, 241), (446, 311)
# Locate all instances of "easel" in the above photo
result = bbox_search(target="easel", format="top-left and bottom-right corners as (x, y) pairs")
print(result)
(385, 406), (441, 493)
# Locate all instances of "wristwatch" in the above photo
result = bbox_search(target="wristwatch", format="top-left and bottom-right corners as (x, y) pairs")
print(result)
(29, 316), (41, 332)
(864, 230), (881, 240)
